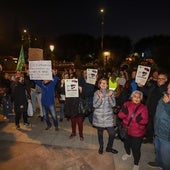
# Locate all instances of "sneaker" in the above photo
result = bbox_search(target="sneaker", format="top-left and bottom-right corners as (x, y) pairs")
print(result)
(24, 122), (30, 126)
(122, 153), (132, 160)
(147, 161), (162, 169)
(133, 165), (139, 170)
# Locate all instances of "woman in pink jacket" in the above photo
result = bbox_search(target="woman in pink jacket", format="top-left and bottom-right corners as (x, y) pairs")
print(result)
(118, 90), (148, 170)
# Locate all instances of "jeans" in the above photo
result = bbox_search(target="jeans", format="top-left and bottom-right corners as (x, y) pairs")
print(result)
(36, 93), (43, 117)
(59, 102), (65, 119)
(42, 104), (58, 127)
(155, 136), (170, 170)
(97, 126), (115, 150)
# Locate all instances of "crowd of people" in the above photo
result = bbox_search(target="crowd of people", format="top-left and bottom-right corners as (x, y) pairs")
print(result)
(0, 63), (170, 170)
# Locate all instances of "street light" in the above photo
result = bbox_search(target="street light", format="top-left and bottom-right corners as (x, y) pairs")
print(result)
(49, 45), (55, 67)
(100, 8), (104, 51)
(21, 29), (31, 48)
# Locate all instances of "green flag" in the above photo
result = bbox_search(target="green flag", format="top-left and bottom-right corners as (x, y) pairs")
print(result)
(16, 45), (25, 71)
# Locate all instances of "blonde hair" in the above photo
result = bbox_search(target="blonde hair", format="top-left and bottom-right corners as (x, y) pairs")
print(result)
(130, 90), (143, 100)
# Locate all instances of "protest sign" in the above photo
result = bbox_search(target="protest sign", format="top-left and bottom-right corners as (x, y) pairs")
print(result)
(135, 65), (151, 86)
(29, 60), (52, 80)
(86, 68), (98, 85)
(65, 79), (79, 97)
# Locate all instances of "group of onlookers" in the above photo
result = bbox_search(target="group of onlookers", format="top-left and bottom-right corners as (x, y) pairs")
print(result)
(0, 63), (170, 170)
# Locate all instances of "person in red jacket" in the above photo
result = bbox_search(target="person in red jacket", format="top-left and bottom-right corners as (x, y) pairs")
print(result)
(118, 90), (148, 170)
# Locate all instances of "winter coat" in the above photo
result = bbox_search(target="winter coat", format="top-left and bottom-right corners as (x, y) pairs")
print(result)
(12, 82), (29, 113)
(93, 89), (116, 128)
(154, 99), (170, 142)
(118, 101), (149, 137)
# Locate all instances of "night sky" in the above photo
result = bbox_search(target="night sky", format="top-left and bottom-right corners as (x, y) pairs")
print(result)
(1, 0), (170, 43)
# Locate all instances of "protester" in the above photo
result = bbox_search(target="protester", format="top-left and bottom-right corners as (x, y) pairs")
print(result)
(139, 72), (168, 143)
(12, 76), (31, 129)
(93, 78), (118, 155)
(34, 69), (59, 131)
(118, 90), (148, 170)
(148, 82), (170, 170)
(65, 73), (85, 141)
(78, 69), (97, 124)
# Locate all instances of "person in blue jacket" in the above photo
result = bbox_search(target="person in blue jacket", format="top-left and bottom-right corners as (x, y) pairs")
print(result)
(34, 69), (59, 131)
(148, 82), (170, 170)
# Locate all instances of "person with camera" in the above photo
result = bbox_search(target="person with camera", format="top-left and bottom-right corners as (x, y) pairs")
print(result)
(118, 90), (148, 170)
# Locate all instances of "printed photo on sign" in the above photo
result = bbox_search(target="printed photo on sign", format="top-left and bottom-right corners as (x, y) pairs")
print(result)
(29, 60), (52, 80)
(65, 79), (79, 98)
(135, 65), (151, 86)
(86, 68), (98, 85)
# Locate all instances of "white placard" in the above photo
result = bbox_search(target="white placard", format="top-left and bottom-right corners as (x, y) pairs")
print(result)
(65, 79), (79, 98)
(135, 65), (151, 86)
(29, 60), (52, 80)
(86, 68), (98, 85)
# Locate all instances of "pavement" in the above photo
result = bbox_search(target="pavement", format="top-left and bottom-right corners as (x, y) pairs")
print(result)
(0, 112), (160, 170)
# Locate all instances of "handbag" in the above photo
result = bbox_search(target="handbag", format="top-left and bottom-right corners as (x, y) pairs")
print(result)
(27, 100), (33, 117)
(78, 98), (91, 117)
(119, 104), (141, 140)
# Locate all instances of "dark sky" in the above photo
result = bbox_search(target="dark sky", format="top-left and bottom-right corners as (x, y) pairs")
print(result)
(1, 0), (170, 43)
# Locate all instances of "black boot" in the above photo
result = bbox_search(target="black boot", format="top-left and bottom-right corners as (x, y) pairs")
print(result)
(98, 145), (103, 154)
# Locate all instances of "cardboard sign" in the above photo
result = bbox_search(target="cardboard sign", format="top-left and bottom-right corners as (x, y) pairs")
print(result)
(28, 48), (43, 61)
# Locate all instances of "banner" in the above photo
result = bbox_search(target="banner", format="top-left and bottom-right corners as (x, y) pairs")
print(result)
(16, 45), (25, 71)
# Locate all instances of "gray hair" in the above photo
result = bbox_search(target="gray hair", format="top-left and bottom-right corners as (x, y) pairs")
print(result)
(130, 90), (143, 100)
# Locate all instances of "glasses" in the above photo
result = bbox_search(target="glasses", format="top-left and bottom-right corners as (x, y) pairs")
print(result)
(158, 78), (166, 81)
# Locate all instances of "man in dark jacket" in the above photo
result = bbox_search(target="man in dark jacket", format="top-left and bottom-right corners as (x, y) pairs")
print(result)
(139, 72), (168, 143)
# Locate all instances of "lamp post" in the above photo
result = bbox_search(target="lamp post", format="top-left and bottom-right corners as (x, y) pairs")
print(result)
(22, 29), (31, 48)
(103, 51), (110, 69)
(49, 44), (55, 67)
(100, 8), (104, 51)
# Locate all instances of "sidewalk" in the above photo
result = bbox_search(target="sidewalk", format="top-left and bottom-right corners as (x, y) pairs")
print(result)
(0, 113), (158, 170)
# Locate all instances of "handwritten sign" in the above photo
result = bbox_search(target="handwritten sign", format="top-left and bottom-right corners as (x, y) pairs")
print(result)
(86, 68), (98, 85)
(65, 79), (79, 97)
(29, 60), (52, 80)
(135, 65), (151, 86)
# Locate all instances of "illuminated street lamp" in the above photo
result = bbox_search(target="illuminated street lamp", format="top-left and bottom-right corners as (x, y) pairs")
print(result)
(49, 45), (55, 52)
(103, 51), (110, 67)
(49, 44), (55, 67)
(100, 8), (104, 51)
(22, 29), (31, 48)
